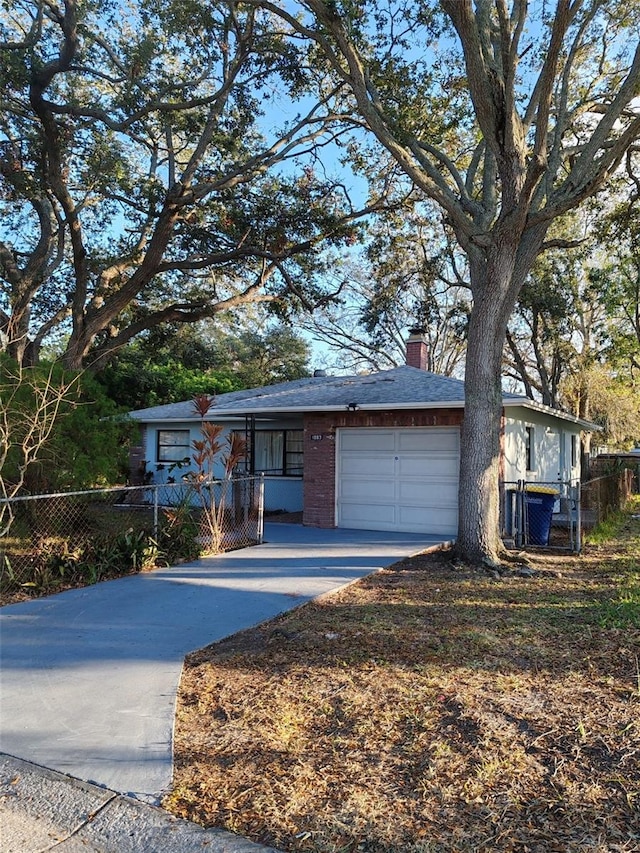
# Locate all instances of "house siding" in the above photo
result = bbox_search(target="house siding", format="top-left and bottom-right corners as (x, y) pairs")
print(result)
(303, 409), (464, 528)
(139, 419), (304, 513)
(502, 408), (582, 483)
(128, 425), (147, 485)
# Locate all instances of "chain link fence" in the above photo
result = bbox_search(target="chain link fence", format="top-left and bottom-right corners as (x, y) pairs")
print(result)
(0, 476), (264, 603)
(580, 469), (635, 527)
(502, 470), (635, 554)
(502, 480), (581, 553)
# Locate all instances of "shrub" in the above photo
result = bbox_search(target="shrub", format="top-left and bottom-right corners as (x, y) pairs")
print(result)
(0, 356), (136, 497)
(158, 502), (202, 564)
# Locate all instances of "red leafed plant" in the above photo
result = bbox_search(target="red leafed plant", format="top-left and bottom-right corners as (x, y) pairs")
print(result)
(182, 395), (247, 553)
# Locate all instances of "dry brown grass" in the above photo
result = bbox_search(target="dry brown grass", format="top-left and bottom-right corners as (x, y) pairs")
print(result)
(165, 503), (640, 853)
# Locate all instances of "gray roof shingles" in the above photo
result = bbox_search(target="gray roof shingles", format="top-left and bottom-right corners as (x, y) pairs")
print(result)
(129, 366), (526, 421)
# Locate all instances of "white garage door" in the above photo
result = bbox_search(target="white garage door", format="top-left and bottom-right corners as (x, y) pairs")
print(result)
(337, 427), (459, 535)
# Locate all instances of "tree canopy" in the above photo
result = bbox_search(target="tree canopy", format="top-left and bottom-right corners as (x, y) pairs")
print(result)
(504, 226), (640, 449)
(0, 0), (379, 370)
(96, 320), (311, 409)
(0, 355), (133, 506)
(595, 196), (640, 380)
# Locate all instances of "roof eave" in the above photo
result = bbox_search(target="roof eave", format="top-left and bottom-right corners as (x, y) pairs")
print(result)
(502, 398), (601, 431)
(130, 397), (600, 430)
(133, 401), (468, 421)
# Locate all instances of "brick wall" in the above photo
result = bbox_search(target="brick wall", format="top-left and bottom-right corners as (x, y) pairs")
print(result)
(302, 409), (464, 528)
(406, 337), (428, 370)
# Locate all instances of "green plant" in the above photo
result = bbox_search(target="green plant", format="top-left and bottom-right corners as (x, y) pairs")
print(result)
(81, 538), (118, 584)
(17, 541), (82, 592)
(586, 495), (640, 545)
(0, 554), (16, 593)
(0, 357), (80, 537)
(585, 511), (626, 545)
(0, 356), (136, 526)
(2, 525), (163, 595)
(116, 528), (158, 572)
(595, 579), (640, 629)
(86, 528), (159, 582)
(158, 501), (201, 563)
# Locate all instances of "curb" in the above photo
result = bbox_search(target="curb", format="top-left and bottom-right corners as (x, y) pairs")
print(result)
(0, 754), (282, 853)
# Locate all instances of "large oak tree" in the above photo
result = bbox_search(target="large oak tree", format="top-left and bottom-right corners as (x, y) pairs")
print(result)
(252, 0), (640, 562)
(0, 0), (379, 370)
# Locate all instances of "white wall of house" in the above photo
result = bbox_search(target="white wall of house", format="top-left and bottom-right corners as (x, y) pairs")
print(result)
(140, 418), (304, 512)
(503, 408), (582, 485)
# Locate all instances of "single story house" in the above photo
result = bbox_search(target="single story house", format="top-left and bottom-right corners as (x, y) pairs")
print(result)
(128, 331), (597, 537)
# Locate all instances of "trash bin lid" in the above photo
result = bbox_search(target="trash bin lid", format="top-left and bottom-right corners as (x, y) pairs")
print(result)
(525, 486), (559, 495)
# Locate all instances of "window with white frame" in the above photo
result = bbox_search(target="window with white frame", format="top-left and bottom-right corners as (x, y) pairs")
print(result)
(157, 429), (191, 462)
(525, 425), (535, 472)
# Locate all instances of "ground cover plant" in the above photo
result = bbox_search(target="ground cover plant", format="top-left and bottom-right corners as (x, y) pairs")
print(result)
(166, 499), (640, 853)
(0, 500), (200, 604)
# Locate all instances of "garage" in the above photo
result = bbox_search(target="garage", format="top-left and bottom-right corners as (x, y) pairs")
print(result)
(336, 427), (460, 535)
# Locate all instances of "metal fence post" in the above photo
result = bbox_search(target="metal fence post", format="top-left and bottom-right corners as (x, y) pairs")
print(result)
(153, 485), (159, 538)
(257, 473), (265, 544)
(515, 480), (524, 548)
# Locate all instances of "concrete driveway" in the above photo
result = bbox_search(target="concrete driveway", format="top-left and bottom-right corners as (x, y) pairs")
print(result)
(0, 524), (445, 803)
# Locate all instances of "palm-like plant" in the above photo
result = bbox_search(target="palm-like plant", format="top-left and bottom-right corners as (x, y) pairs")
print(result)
(183, 395), (247, 552)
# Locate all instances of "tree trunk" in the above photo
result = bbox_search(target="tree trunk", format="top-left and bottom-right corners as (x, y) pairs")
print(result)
(456, 247), (517, 564)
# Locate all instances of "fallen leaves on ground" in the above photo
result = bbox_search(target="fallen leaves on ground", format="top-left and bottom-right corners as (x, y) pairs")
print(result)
(165, 506), (640, 853)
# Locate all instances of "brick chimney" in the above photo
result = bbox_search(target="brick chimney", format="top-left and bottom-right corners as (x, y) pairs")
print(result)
(405, 327), (429, 371)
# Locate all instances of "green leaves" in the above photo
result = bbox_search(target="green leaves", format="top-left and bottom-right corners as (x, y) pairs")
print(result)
(94, 321), (310, 409)
(1, 0), (369, 369)
(0, 356), (134, 494)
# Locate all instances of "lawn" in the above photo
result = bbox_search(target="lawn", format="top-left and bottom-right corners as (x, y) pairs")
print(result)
(164, 500), (640, 853)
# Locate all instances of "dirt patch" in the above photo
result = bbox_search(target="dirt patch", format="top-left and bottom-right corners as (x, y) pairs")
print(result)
(264, 511), (304, 524)
(165, 506), (640, 853)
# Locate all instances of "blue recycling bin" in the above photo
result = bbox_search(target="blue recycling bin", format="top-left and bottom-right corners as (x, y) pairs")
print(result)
(525, 489), (558, 546)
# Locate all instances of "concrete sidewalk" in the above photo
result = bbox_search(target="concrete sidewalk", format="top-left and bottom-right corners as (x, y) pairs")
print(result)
(0, 523), (443, 803)
(0, 753), (281, 852)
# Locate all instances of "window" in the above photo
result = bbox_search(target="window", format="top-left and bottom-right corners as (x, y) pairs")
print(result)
(157, 429), (191, 463)
(284, 430), (304, 475)
(525, 426), (535, 472)
(571, 434), (578, 468)
(253, 429), (303, 476)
